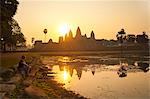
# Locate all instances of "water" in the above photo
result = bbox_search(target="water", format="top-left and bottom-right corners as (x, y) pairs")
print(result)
(41, 53), (150, 99)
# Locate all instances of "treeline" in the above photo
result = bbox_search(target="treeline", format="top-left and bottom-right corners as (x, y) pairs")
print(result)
(116, 29), (149, 44)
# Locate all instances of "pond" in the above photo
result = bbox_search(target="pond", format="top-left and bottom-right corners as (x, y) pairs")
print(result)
(41, 54), (150, 99)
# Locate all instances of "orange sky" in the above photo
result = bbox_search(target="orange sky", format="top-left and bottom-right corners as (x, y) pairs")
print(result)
(14, 0), (150, 44)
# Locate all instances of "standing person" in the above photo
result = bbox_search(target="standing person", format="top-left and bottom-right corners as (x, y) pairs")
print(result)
(18, 55), (29, 79)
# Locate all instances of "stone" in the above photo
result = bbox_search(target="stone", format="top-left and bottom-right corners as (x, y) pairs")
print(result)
(0, 69), (15, 81)
(0, 92), (6, 99)
(0, 77), (3, 81)
(6, 74), (22, 84)
(25, 86), (47, 98)
(22, 80), (32, 87)
(0, 84), (16, 92)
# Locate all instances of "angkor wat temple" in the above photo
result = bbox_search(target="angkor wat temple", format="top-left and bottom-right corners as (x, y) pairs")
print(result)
(32, 27), (149, 51)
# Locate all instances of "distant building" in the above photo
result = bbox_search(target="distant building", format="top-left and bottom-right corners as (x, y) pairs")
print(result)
(75, 26), (82, 39)
(91, 30), (95, 39)
(68, 30), (73, 40)
(59, 36), (63, 44)
(32, 27), (149, 51)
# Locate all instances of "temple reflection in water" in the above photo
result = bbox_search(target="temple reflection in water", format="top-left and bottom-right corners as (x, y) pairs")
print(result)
(42, 54), (149, 98)
(46, 55), (149, 83)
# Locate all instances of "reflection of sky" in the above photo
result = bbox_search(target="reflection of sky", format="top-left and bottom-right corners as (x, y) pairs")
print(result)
(51, 65), (150, 99)
(42, 55), (150, 99)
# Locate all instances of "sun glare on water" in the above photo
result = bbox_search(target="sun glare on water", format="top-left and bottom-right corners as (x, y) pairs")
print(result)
(63, 69), (69, 81)
(59, 23), (70, 36)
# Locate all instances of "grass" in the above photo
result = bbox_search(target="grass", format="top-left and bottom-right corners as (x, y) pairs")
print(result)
(0, 52), (39, 68)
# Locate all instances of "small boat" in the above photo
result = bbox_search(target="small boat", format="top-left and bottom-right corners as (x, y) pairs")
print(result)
(138, 62), (149, 72)
(117, 65), (127, 77)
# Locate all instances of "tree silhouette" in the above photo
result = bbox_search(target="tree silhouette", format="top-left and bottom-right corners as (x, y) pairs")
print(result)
(116, 29), (126, 44)
(10, 19), (26, 45)
(136, 32), (149, 43)
(116, 29), (126, 63)
(0, 0), (26, 51)
(126, 34), (135, 43)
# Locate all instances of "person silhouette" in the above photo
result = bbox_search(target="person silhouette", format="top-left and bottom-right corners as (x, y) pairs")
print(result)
(117, 65), (127, 77)
(18, 55), (30, 79)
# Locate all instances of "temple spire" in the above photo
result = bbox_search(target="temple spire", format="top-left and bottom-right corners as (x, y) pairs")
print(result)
(91, 30), (95, 39)
(65, 33), (68, 41)
(75, 26), (81, 38)
(69, 30), (73, 39)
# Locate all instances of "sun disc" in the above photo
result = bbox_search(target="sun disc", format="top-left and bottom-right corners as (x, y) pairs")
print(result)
(59, 24), (70, 36)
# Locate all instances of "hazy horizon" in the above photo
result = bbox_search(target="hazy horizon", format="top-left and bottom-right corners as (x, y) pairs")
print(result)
(14, 0), (150, 44)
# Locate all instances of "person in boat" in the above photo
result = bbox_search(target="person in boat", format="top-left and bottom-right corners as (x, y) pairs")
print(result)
(120, 65), (127, 71)
(18, 55), (31, 79)
(117, 65), (128, 77)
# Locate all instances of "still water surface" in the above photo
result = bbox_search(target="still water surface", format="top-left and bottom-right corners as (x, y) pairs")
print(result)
(41, 54), (150, 99)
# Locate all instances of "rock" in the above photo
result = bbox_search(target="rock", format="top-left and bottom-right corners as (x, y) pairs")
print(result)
(0, 84), (16, 92)
(0, 74), (22, 84)
(0, 92), (7, 99)
(39, 66), (48, 72)
(6, 74), (22, 84)
(22, 80), (32, 87)
(10, 64), (18, 73)
(25, 86), (47, 98)
(0, 77), (3, 81)
(0, 69), (15, 81)
(0, 67), (7, 74)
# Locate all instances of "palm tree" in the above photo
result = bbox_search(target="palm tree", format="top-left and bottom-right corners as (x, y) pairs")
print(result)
(116, 29), (128, 77)
(116, 29), (126, 64)
(116, 29), (126, 44)
(43, 29), (47, 42)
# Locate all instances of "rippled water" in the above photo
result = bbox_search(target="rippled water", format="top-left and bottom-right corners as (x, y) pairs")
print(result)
(41, 54), (150, 99)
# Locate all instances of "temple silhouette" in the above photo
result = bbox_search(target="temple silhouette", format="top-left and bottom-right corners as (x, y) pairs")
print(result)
(32, 27), (149, 51)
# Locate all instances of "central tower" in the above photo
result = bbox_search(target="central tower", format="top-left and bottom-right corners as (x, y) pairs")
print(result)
(75, 26), (81, 38)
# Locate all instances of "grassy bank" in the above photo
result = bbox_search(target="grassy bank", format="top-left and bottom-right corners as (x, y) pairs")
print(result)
(0, 52), (87, 98)
(0, 52), (39, 68)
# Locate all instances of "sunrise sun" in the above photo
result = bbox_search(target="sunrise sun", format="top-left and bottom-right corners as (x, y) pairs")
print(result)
(59, 23), (70, 36)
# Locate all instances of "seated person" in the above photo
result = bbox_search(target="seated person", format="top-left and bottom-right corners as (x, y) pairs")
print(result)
(18, 56), (30, 78)
(117, 65), (128, 77)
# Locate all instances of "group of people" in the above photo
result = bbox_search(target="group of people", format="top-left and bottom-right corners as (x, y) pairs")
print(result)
(17, 55), (31, 79)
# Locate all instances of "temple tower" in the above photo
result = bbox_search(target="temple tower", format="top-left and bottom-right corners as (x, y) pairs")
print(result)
(69, 30), (73, 39)
(59, 36), (63, 43)
(91, 30), (95, 39)
(65, 33), (68, 41)
(84, 34), (87, 38)
(75, 26), (82, 38)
